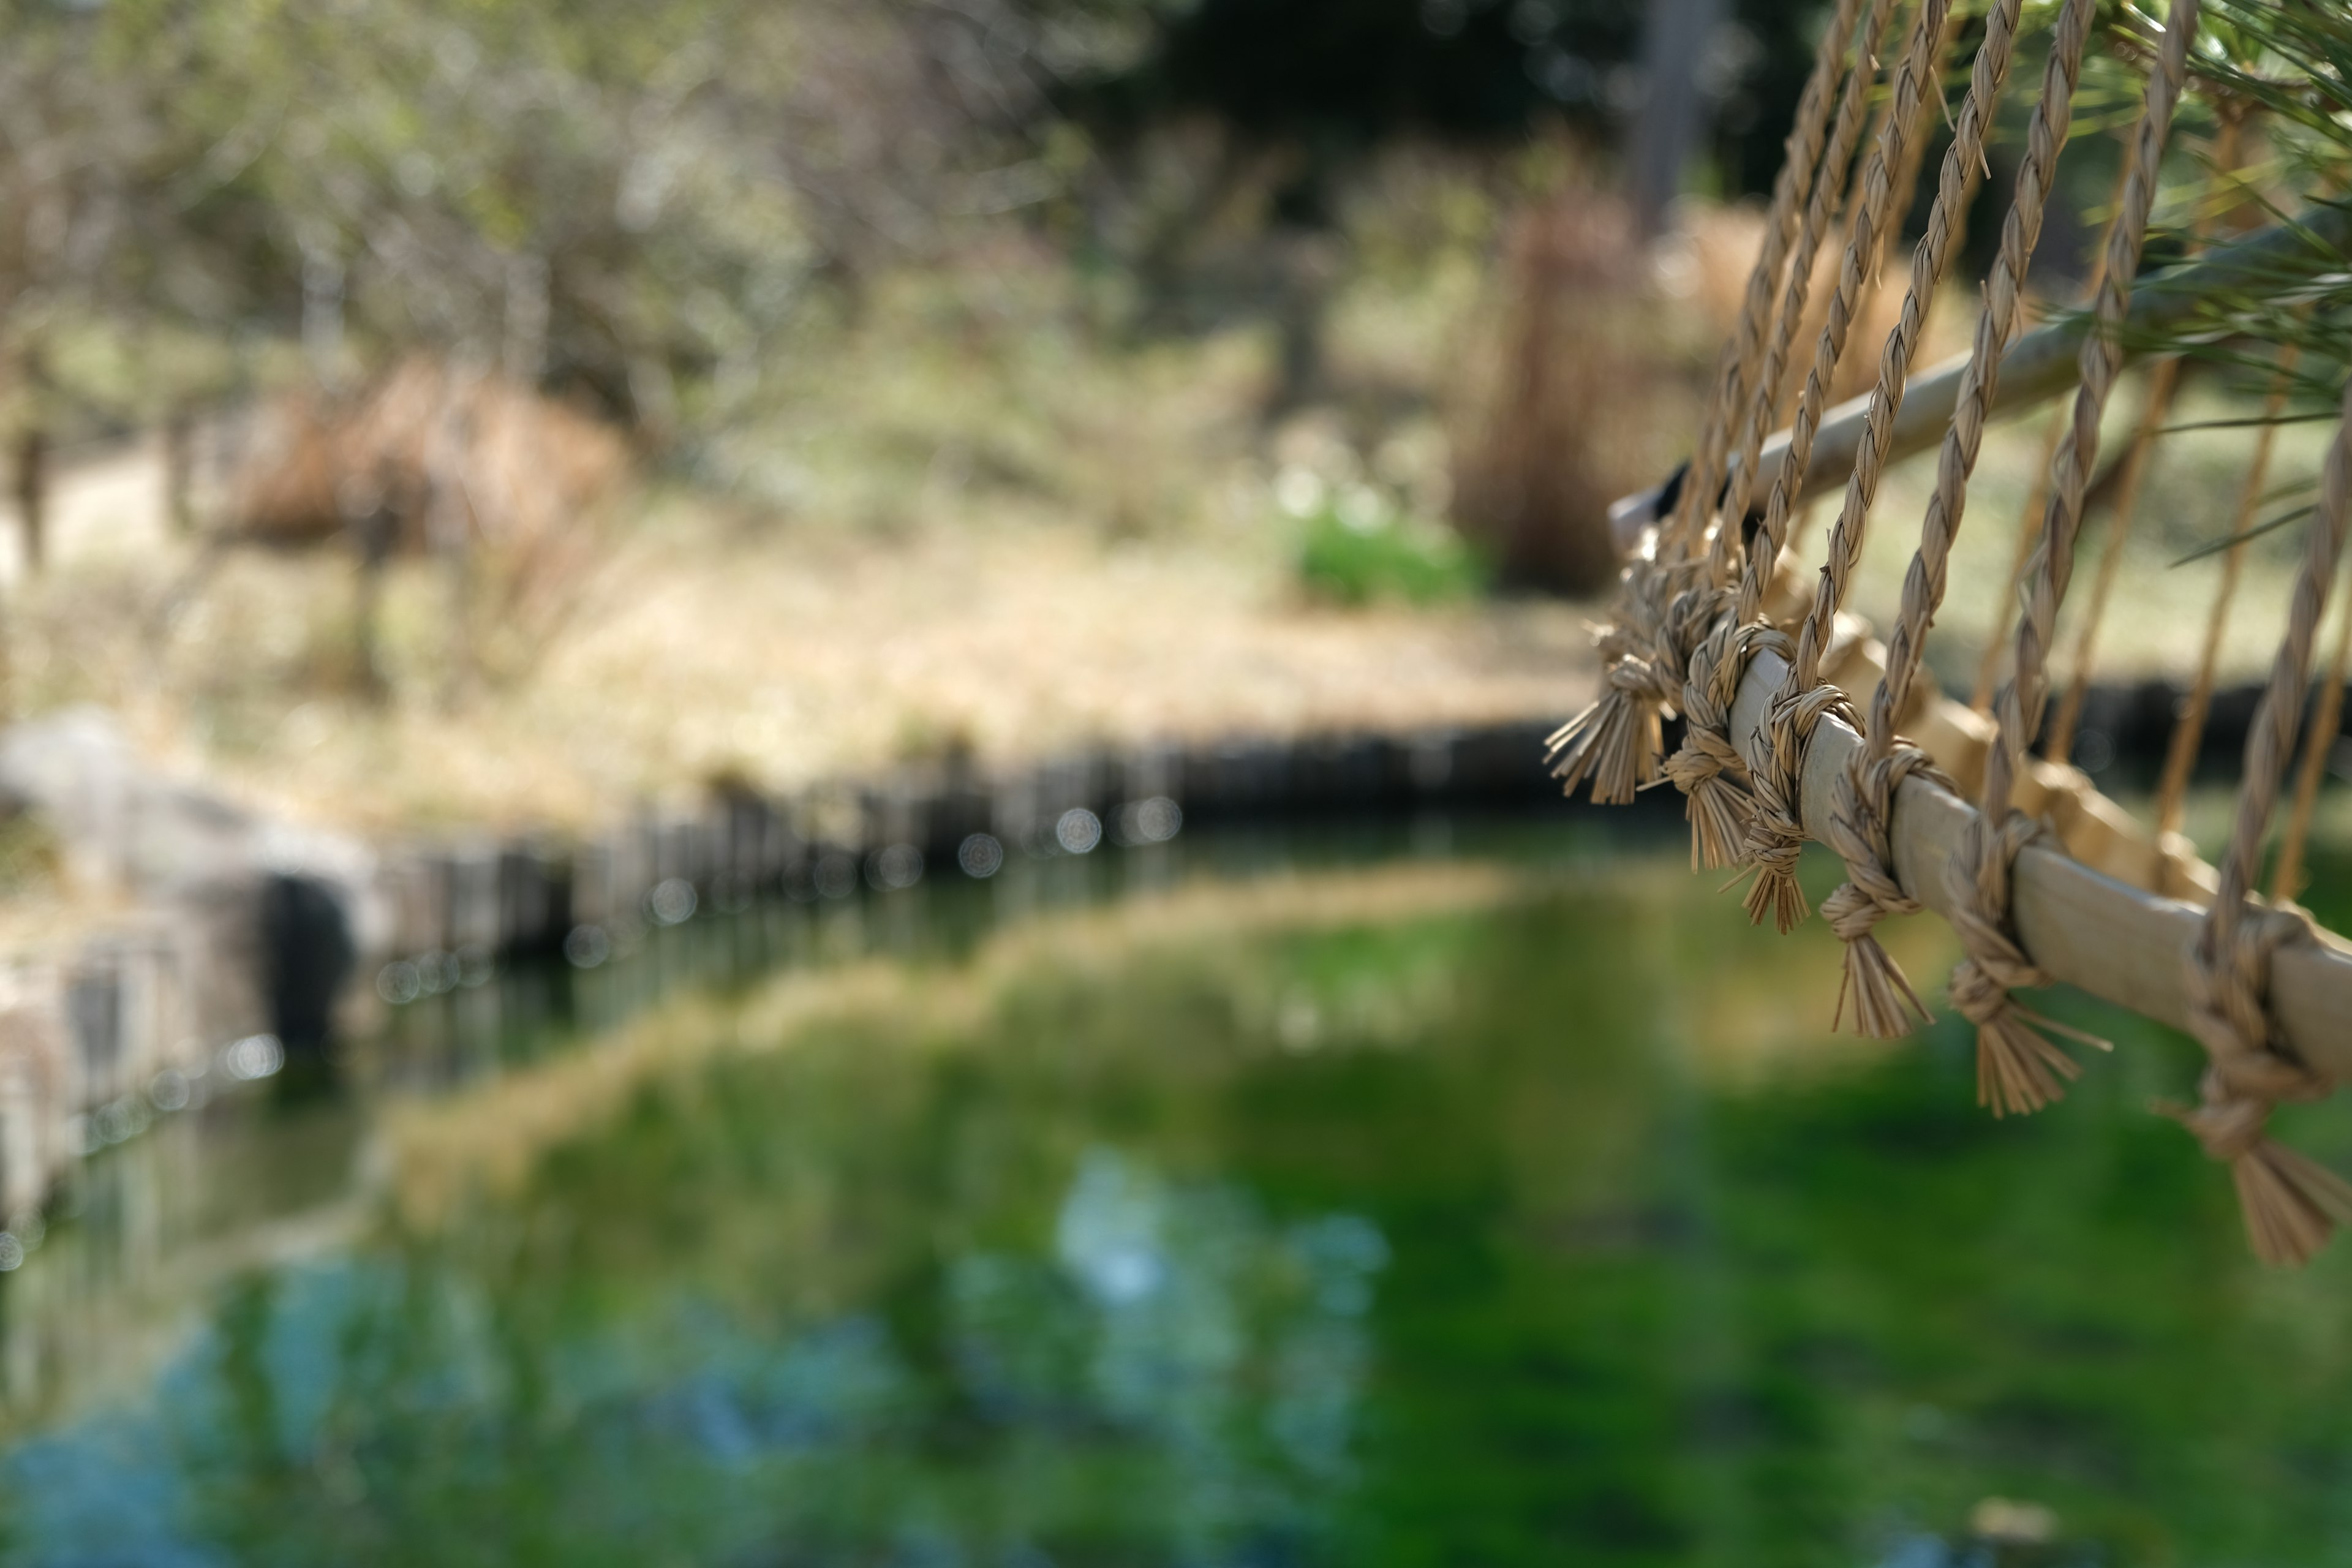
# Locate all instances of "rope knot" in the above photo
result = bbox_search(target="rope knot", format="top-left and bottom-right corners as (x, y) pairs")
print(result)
(1821, 745), (1949, 1038)
(1736, 683), (1852, 934)
(1610, 655), (1680, 707)
(1662, 722), (1753, 873)
(1547, 561), (1702, 805)
(1662, 611), (1776, 870)
(2167, 901), (2352, 1267)
(2163, 1077), (2271, 1163)
(1943, 809), (2109, 1117)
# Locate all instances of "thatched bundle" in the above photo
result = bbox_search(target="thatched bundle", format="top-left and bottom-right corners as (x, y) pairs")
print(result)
(229, 358), (630, 556)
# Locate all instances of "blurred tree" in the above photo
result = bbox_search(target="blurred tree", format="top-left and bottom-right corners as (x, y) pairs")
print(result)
(1079, 0), (1821, 195)
(1055, 0), (1824, 413)
(0, 0), (164, 575)
(0, 0), (1136, 450)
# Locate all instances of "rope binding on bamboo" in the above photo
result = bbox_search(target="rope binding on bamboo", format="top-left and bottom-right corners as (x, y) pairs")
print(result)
(1556, 0), (2352, 1265)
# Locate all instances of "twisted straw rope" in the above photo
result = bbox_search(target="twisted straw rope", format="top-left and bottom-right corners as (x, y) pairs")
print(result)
(2045, 356), (2184, 764)
(1823, 745), (1951, 1036)
(1779, 0), (2034, 700)
(2168, 374), (2352, 1267)
(2047, 115), (2240, 767)
(1722, 0), (1979, 932)
(1709, 0), (1902, 573)
(1651, 0), (1902, 868)
(1949, 0), (2199, 1115)
(1546, 0), (1869, 804)
(1970, 151), (2136, 717)
(2272, 552), (2352, 902)
(1722, 0), (1949, 636)
(1661, 0), (1875, 564)
(2155, 345), (2297, 838)
(1815, 0), (2093, 1038)
(1970, 412), (2062, 714)
(1658, 0), (1952, 880)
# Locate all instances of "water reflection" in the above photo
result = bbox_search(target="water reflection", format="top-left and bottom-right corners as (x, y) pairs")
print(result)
(0, 818), (2345, 1564)
(1, 1147), (1388, 1564)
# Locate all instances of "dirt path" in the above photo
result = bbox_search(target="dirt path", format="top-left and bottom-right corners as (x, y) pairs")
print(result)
(7, 439), (1599, 835)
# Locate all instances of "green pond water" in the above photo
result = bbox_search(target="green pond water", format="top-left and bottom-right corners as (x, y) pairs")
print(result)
(2, 815), (2351, 1567)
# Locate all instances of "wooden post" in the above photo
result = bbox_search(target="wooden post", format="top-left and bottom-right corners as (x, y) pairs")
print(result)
(1627, 0), (1728, 241)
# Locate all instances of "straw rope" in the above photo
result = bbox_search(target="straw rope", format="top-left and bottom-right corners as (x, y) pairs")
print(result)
(1823, 746), (1949, 1035)
(1780, 0), (2030, 696)
(1815, 0), (2094, 1036)
(1773, 0), (1957, 436)
(2155, 345), (2297, 837)
(1712, 0), (1909, 581)
(1732, 0), (2006, 932)
(2165, 374), (2352, 1266)
(1660, 0), (1877, 565)
(1544, 0), (1871, 806)
(2045, 356), (2183, 764)
(2272, 567), (2352, 903)
(1970, 148), (2139, 717)
(1651, 0), (1953, 890)
(1971, 411), (2065, 714)
(1948, 0), (2198, 1115)
(2039, 130), (2238, 764)
(1651, 0), (1905, 868)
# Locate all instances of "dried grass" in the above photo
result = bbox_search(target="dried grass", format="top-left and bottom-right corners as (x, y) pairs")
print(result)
(221, 358), (634, 688)
(231, 357), (629, 553)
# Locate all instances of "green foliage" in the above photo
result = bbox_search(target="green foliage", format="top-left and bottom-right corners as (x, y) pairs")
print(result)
(0, 0), (1143, 442)
(1295, 499), (1487, 607)
(0, 810), (59, 897)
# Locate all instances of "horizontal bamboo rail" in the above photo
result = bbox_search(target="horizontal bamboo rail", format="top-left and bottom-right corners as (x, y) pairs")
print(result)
(1731, 646), (2352, 1076)
(1611, 208), (2352, 549)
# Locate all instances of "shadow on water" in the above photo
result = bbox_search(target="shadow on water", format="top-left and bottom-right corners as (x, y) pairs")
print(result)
(2, 812), (2351, 1566)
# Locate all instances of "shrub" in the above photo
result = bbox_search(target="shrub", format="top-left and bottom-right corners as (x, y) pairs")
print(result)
(1295, 494), (1486, 606)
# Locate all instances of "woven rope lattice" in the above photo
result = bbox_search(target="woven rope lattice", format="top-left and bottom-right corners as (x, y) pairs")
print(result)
(1708, 0), (1907, 589)
(1724, 0), (2007, 932)
(1659, 0), (1875, 566)
(1540, 0), (2352, 1259)
(1816, 0), (2095, 1037)
(1653, 0), (1905, 870)
(1651, 0), (1954, 894)
(1947, 0), (2199, 1113)
(1547, 0), (1877, 816)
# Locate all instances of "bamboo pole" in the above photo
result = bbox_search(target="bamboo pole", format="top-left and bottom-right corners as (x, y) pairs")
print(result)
(1728, 643), (2352, 1075)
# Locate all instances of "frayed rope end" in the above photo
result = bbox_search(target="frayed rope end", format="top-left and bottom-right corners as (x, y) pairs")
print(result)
(1975, 1010), (2084, 1118)
(1684, 772), (1753, 872)
(1546, 690), (1660, 807)
(1834, 930), (1931, 1039)
(1738, 856), (1809, 935)
(1821, 881), (1929, 1039)
(2157, 1094), (2352, 1268)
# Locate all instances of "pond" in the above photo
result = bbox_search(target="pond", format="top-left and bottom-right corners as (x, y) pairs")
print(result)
(1, 814), (2349, 1567)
